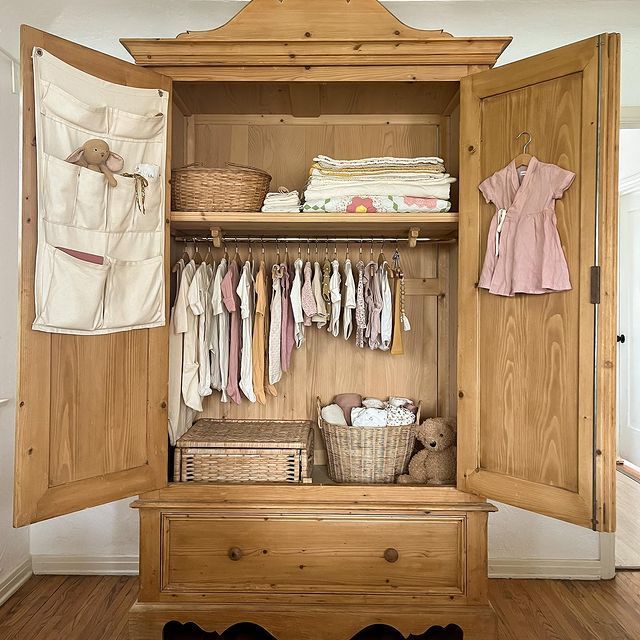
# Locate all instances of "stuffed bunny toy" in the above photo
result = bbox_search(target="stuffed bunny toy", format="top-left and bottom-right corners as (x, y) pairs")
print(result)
(397, 417), (457, 485)
(66, 138), (124, 187)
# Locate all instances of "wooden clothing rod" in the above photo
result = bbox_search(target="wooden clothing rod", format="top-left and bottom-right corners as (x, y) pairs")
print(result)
(174, 236), (456, 245)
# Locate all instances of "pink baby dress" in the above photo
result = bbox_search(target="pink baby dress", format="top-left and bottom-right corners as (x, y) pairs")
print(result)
(478, 156), (575, 297)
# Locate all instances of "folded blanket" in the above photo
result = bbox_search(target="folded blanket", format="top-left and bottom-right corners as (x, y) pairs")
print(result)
(314, 155), (444, 169)
(308, 172), (451, 184)
(311, 163), (446, 176)
(304, 180), (454, 201)
(302, 195), (452, 214)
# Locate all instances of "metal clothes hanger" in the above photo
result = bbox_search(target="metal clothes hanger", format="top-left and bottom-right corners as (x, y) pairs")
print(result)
(514, 131), (533, 168)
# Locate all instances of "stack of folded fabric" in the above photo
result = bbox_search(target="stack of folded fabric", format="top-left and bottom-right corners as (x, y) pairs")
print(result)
(302, 155), (456, 213)
(261, 188), (301, 213)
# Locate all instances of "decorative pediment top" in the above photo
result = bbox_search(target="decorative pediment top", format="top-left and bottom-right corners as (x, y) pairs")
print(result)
(121, 0), (511, 70)
(174, 0), (452, 41)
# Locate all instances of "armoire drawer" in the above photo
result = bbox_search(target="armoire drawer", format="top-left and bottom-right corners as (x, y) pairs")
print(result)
(161, 513), (465, 595)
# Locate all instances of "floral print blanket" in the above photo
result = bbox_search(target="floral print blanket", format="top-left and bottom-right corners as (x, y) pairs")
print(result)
(302, 195), (452, 214)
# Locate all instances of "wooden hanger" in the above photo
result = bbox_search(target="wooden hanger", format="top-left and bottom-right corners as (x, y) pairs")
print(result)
(193, 242), (203, 265)
(378, 241), (386, 267)
(514, 131), (533, 167)
(234, 238), (242, 267)
(204, 243), (214, 266)
(180, 243), (191, 264)
(222, 239), (229, 263)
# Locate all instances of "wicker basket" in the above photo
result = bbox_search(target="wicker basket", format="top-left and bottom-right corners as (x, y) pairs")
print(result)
(171, 162), (272, 212)
(318, 397), (420, 484)
(173, 419), (314, 483)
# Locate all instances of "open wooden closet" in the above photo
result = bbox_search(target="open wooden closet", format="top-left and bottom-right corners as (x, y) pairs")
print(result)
(14, 1), (620, 638)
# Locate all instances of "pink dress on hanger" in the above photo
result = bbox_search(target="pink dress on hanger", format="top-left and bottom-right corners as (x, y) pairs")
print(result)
(478, 156), (575, 297)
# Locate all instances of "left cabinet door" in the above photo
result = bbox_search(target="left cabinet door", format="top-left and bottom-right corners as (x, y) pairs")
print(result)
(14, 26), (171, 526)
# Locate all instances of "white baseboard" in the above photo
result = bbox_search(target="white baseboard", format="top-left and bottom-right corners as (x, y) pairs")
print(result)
(489, 558), (605, 580)
(31, 555), (139, 576)
(29, 554), (604, 580)
(0, 559), (33, 606)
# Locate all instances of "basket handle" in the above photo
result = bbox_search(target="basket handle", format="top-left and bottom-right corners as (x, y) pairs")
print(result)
(177, 162), (204, 169)
(226, 161), (272, 178)
(316, 396), (323, 428)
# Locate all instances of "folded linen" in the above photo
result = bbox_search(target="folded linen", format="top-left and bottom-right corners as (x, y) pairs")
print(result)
(311, 163), (446, 176)
(302, 195), (451, 214)
(304, 181), (454, 201)
(308, 173), (451, 186)
(351, 407), (387, 427)
(261, 189), (301, 213)
(314, 155), (444, 169)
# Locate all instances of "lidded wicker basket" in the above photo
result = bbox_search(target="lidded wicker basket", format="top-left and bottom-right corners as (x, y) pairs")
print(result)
(171, 162), (272, 212)
(317, 397), (419, 484)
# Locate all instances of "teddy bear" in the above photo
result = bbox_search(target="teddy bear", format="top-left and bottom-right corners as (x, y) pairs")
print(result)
(66, 138), (124, 187)
(397, 417), (457, 485)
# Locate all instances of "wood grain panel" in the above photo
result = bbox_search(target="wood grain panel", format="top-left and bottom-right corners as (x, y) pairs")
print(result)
(14, 26), (169, 526)
(194, 118), (440, 194)
(162, 515), (464, 595)
(478, 74), (583, 492)
(457, 35), (619, 530)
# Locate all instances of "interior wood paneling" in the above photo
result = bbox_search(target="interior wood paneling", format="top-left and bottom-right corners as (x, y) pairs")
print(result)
(174, 82), (461, 116)
(478, 73), (584, 493)
(193, 117), (441, 197)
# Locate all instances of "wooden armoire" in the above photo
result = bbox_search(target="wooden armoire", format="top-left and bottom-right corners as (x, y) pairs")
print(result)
(15, 1), (620, 638)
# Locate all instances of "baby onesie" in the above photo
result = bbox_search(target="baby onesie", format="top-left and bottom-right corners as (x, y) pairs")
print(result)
(355, 260), (366, 348)
(311, 261), (328, 327)
(212, 258), (229, 402)
(237, 261), (256, 402)
(478, 156), (575, 296)
(364, 260), (382, 350)
(378, 260), (393, 351)
(342, 258), (356, 340)
(188, 261), (213, 398)
(280, 263), (295, 371)
(252, 262), (267, 405)
(290, 258), (305, 347)
(222, 260), (242, 404)
(301, 260), (316, 327)
(268, 264), (283, 385)
(328, 259), (341, 337)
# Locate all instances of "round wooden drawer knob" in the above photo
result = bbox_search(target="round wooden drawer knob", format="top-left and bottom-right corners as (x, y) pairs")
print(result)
(228, 547), (243, 561)
(384, 548), (399, 563)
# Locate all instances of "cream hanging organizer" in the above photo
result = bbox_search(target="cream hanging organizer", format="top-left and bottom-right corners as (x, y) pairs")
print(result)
(31, 48), (168, 335)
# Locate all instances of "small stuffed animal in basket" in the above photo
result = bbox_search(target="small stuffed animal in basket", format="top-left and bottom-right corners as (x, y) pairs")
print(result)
(397, 417), (457, 485)
(66, 138), (124, 187)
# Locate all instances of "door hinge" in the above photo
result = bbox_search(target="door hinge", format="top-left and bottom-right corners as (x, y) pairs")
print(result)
(590, 266), (601, 304)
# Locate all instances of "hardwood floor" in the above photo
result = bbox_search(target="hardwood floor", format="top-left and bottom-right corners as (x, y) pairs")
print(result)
(1, 573), (640, 639)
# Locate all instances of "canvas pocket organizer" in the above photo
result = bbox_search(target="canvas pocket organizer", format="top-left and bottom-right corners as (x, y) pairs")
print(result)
(32, 48), (168, 334)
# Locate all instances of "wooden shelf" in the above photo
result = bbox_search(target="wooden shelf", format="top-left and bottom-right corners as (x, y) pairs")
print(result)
(170, 211), (459, 243)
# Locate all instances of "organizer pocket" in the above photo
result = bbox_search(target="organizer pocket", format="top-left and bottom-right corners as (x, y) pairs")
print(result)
(43, 154), (107, 229)
(103, 255), (164, 329)
(109, 108), (165, 140)
(40, 82), (108, 133)
(39, 246), (109, 331)
(107, 174), (162, 232)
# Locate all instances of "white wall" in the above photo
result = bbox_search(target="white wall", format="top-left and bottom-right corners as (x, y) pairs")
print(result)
(0, 53), (31, 601)
(2, 0), (637, 574)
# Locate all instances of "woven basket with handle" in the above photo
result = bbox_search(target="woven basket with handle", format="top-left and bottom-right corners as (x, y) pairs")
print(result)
(317, 397), (419, 484)
(171, 162), (272, 212)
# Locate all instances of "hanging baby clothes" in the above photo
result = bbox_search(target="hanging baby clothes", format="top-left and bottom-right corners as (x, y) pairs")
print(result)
(188, 261), (213, 398)
(280, 263), (295, 372)
(168, 258), (187, 445)
(478, 156), (575, 296)
(301, 260), (316, 327)
(311, 260), (328, 328)
(328, 259), (341, 337)
(355, 259), (367, 348)
(342, 257), (356, 340)
(364, 261), (382, 350)
(207, 262), (221, 392)
(237, 261), (256, 403)
(322, 257), (332, 307)
(175, 260), (203, 415)
(212, 257), (229, 402)
(252, 261), (267, 404)
(268, 264), (283, 385)
(290, 258), (305, 347)
(222, 259), (242, 404)
(378, 260), (393, 351)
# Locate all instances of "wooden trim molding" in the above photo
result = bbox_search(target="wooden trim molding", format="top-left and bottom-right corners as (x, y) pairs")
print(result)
(120, 0), (511, 71)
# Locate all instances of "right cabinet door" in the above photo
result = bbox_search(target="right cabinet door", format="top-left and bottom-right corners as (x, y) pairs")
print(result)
(457, 34), (619, 532)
